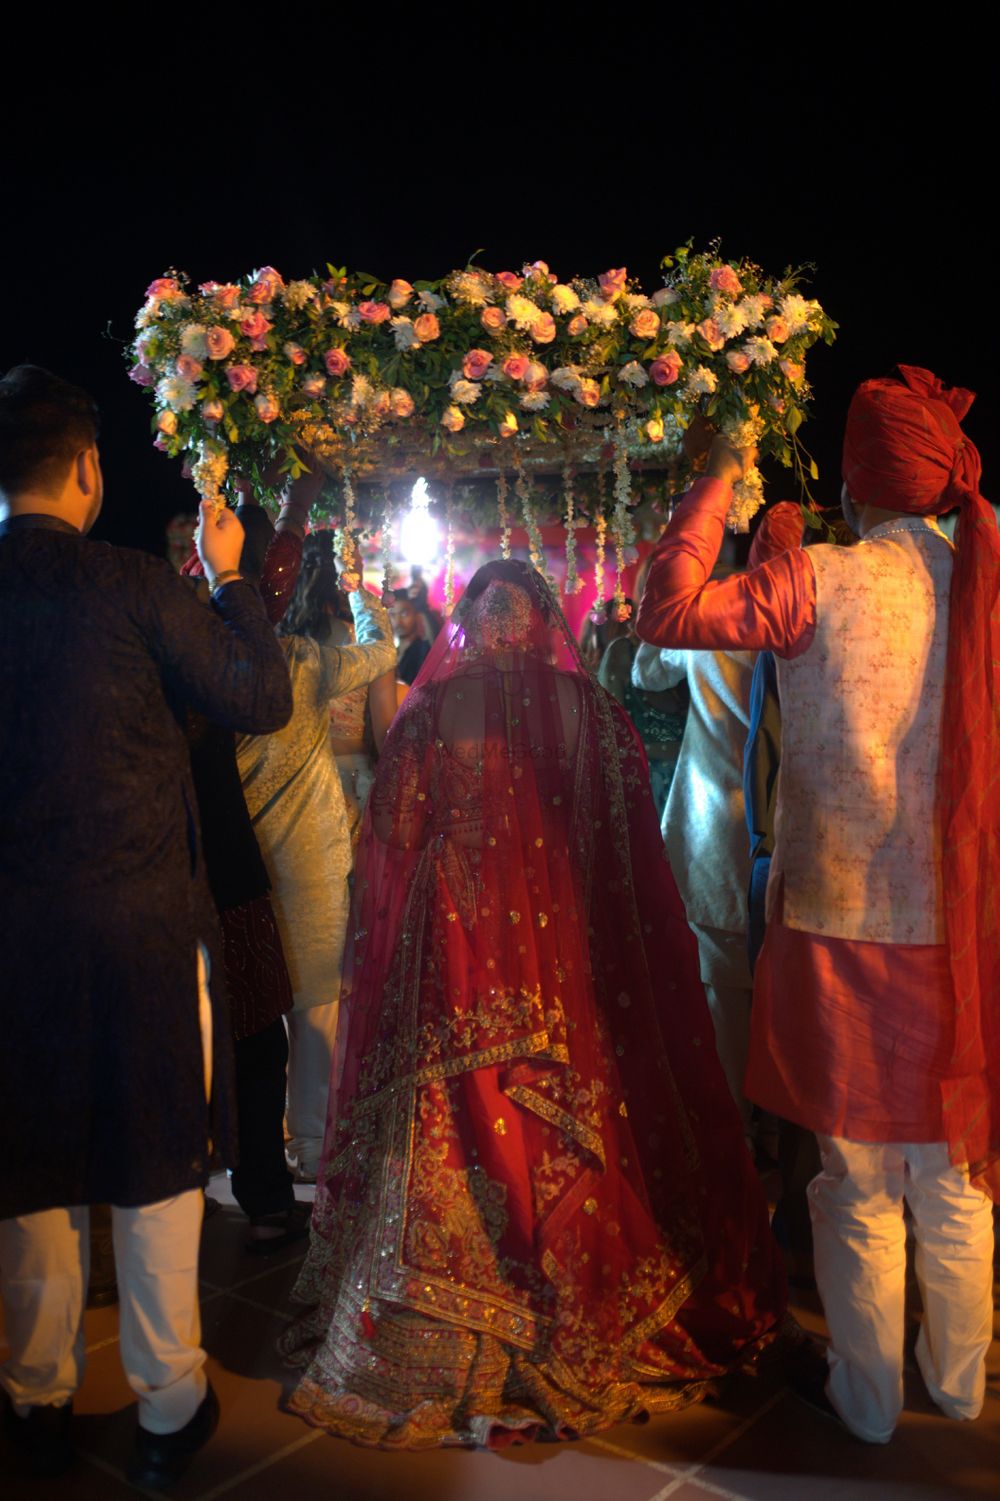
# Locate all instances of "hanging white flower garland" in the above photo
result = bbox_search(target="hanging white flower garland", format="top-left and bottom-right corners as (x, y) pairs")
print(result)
(335, 470), (360, 590)
(378, 489), (394, 599)
(497, 469), (512, 560)
(562, 460), (582, 595)
(443, 491), (457, 615)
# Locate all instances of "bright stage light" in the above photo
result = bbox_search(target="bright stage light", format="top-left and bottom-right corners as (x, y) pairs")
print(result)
(400, 477), (441, 569)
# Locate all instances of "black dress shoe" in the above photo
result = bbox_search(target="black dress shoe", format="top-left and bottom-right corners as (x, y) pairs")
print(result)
(2, 1392), (75, 1477)
(126, 1380), (219, 1490)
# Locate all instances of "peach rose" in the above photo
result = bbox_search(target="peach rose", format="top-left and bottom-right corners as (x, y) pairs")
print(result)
(726, 350), (750, 374)
(709, 265), (742, 297)
(441, 405), (465, 433)
(630, 309), (660, 339)
(498, 410), (519, 437)
(480, 305), (507, 334)
(283, 342), (307, 365)
(598, 267), (627, 300)
(501, 354), (529, 382)
(697, 316), (725, 352)
(226, 365), (258, 394)
(324, 347), (351, 377)
(145, 276), (181, 302)
(413, 313), (440, 343)
(175, 354), (203, 382)
(248, 266), (284, 304)
(205, 326), (236, 360)
(156, 410), (178, 434)
(523, 360), (548, 390)
(301, 373), (326, 397)
(463, 348), (493, 380)
(214, 284), (241, 311)
(530, 311), (556, 344)
(575, 378), (601, 407)
(388, 279), (414, 309)
(240, 311), (272, 351)
(769, 395), (787, 413)
(779, 359), (805, 383)
(766, 316), (790, 344)
(254, 392), (280, 424)
(372, 390), (392, 418)
(649, 351), (682, 385)
(391, 388), (415, 417)
(567, 314), (588, 336)
(201, 399), (224, 422)
(358, 300), (391, 324)
(645, 416), (665, 443)
(496, 271), (523, 292)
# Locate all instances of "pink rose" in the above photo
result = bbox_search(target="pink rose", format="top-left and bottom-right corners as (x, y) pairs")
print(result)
(779, 359), (805, 383)
(441, 405), (465, 433)
(129, 363), (155, 387)
(697, 316), (725, 352)
(248, 266), (284, 304)
(145, 276), (181, 301)
(463, 348), (493, 380)
(501, 354), (529, 382)
(496, 271), (523, 292)
(766, 316), (790, 344)
(709, 265), (743, 297)
(567, 314), (588, 336)
(301, 373), (326, 397)
(649, 351), (683, 386)
(412, 313), (441, 342)
(480, 305), (507, 334)
(283, 342), (307, 365)
(524, 260), (551, 279)
(726, 350), (750, 374)
(630, 309), (660, 339)
(324, 347), (351, 377)
(530, 311), (557, 344)
(153, 434), (169, 452)
(575, 378), (601, 408)
(205, 326), (236, 360)
(388, 279), (414, 309)
(156, 410), (178, 435)
(358, 300), (391, 324)
(240, 311), (271, 349)
(523, 360), (548, 390)
(226, 364), (258, 394)
(769, 395), (786, 414)
(391, 387), (415, 417)
(254, 392), (280, 424)
(598, 267), (627, 300)
(201, 398), (224, 421)
(175, 354), (203, 382)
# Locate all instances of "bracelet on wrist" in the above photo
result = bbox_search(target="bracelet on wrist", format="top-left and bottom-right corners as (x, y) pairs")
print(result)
(209, 570), (243, 596)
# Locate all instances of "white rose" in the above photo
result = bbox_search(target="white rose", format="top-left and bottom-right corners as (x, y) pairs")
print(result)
(550, 366), (583, 392)
(651, 287), (679, 308)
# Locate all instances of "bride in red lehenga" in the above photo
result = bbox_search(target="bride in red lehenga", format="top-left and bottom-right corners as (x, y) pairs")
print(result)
(280, 559), (786, 1448)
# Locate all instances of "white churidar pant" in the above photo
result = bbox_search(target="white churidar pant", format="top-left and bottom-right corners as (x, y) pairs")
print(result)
(0, 946), (213, 1433)
(284, 999), (339, 1178)
(809, 1135), (995, 1444)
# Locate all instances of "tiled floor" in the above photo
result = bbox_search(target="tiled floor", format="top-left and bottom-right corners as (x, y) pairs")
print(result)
(2, 1174), (998, 1500)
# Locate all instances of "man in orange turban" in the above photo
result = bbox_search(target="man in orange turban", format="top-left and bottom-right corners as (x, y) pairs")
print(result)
(636, 366), (999, 1445)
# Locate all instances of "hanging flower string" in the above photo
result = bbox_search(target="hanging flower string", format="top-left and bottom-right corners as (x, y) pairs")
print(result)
(497, 469), (512, 560)
(192, 440), (228, 513)
(335, 469), (360, 591)
(443, 490), (457, 616)
(513, 449), (547, 579)
(378, 489), (394, 599)
(562, 460), (582, 596)
(723, 409), (767, 532)
(592, 474), (608, 623)
(611, 429), (635, 622)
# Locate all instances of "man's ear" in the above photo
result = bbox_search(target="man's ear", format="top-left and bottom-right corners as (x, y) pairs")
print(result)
(75, 446), (99, 497)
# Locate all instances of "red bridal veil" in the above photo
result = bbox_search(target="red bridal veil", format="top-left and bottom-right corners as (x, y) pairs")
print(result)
(282, 560), (784, 1447)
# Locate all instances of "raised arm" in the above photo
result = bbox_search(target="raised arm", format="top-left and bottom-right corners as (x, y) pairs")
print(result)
(636, 441), (817, 660)
(146, 503), (291, 734)
(315, 587), (397, 703)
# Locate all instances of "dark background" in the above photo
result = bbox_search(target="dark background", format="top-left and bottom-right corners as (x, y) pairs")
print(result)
(3, 28), (990, 554)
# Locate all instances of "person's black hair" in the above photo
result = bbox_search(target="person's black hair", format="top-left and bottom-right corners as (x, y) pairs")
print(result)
(463, 558), (554, 622)
(0, 365), (100, 497)
(278, 530), (349, 641)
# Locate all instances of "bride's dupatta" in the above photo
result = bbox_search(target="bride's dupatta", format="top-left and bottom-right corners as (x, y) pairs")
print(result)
(283, 561), (784, 1448)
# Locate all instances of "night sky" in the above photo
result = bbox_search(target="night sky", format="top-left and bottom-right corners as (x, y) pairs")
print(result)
(4, 32), (990, 555)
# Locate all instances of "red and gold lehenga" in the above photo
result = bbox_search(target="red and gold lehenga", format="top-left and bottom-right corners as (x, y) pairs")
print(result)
(281, 561), (785, 1448)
